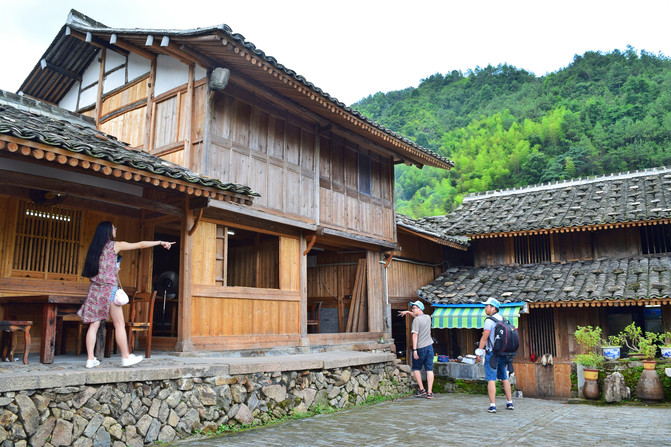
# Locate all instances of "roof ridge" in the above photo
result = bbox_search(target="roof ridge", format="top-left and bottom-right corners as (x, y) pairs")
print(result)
(462, 166), (671, 202)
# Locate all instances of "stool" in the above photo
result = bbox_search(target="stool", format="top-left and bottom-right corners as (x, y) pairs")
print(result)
(0, 320), (32, 365)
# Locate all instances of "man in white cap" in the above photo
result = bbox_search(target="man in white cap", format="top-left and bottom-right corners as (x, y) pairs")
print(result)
(475, 297), (514, 413)
(398, 300), (434, 399)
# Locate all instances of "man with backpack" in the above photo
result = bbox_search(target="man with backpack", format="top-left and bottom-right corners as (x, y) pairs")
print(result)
(475, 298), (514, 413)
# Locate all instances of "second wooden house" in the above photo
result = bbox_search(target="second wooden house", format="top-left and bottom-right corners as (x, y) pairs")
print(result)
(415, 167), (671, 397)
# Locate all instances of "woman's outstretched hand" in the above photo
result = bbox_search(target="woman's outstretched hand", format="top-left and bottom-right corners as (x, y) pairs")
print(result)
(160, 241), (176, 250)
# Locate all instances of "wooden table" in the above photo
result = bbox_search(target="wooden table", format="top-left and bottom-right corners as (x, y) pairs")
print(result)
(0, 295), (86, 364)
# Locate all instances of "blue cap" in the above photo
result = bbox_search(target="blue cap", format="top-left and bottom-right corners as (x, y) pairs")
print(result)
(409, 300), (424, 310)
(481, 297), (501, 308)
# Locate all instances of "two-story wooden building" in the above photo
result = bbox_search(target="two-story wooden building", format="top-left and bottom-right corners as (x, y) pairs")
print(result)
(414, 167), (671, 397)
(1, 10), (453, 356)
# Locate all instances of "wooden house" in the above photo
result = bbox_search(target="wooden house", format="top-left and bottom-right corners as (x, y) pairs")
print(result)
(1, 10), (453, 356)
(414, 167), (671, 397)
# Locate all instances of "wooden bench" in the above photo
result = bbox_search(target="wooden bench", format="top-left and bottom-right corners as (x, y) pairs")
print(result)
(0, 320), (32, 365)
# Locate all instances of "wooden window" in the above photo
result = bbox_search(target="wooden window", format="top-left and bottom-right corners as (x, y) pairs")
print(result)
(528, 307), (557, 357)
(12, 201), (82, 281)
(513, 233), (551, 264)
(640, 223), (671, 254)
(358, 152), (371, 195)
(215, 225), (279, 288)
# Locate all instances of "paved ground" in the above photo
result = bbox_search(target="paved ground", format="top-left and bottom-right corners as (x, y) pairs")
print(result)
(178, 393), (671, 446)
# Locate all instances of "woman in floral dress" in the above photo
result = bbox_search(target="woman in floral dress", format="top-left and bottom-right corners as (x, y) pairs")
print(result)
(79, 221), (174, 368)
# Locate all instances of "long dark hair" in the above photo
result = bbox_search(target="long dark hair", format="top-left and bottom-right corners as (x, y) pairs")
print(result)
(82, 221), (114, 278)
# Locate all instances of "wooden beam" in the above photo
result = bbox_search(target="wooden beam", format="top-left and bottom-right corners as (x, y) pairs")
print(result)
(40, 59), (82, 81)
(0, 170), (184, 217)
(65, 27), (131, 57)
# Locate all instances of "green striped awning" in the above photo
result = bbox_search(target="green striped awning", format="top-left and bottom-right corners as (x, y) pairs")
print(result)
(431, 304), (526, 329)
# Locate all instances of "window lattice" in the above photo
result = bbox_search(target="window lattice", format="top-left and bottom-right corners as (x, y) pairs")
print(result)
(529, 307), (557, 357)
(13, 201), (82, 280)
(514, 233), (551, 264)
(640, 223), (671, 255)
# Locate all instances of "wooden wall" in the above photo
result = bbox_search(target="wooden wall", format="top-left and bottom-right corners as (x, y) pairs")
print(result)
(203, 88), (317, 220)
(593, 227), (641, 259)
(189, 220), (301, 350)
(319, 133), (395, 242)
(473, 238), (507, 267)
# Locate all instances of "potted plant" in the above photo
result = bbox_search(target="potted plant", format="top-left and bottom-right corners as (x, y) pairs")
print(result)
(574, 325), (603, 399)
(659, 331), (671, 360)
(601, 334), (623, 360)
(618, 322), (644, 358)
(637, 332), (659, 370)
(634, 331), (665, 401)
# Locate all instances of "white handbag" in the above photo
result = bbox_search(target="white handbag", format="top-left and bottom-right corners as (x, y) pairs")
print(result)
(113, 278), (129, 306)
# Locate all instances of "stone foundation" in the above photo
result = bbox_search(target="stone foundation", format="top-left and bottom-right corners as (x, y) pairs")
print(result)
(0, 361), (412, 446)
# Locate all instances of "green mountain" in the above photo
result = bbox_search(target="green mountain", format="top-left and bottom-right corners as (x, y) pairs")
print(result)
(352, 47), (671, 218)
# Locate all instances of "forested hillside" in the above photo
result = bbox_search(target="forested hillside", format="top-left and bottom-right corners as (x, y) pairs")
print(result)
(353, 48), (671, 218)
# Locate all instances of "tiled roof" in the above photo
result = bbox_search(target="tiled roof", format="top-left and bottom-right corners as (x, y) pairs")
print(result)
(396, 214), (469, 249)
(18, 10), (453, 171)
(419, 167), (671, 237)
(416, 256), (671, 305)
(0, 90), (258, 199)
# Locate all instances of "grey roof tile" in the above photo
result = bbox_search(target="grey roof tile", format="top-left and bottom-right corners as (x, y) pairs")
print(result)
(395, 214), (469, 248)
(420, 167), (671, 236)
(416, 256), (671, 305)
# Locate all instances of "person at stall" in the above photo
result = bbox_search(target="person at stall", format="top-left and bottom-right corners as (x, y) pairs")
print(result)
(78, 221), (174, 368)
(475, 297), (514, 413)
(398, 300), (434, 399)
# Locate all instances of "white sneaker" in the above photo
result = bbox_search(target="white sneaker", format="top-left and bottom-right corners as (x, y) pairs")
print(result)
(121, 354), (143, 367)
(85, 358), (100, 369)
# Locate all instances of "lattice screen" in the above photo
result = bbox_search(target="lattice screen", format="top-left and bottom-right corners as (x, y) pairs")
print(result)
(12, 201), (82, 280)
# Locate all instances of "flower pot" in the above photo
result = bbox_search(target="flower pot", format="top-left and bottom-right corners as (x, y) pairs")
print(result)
(642, 359), (656, 371)
(601, 346), (620, 360)
(583, 368), (599, 381)
(661, 347), (671, 359)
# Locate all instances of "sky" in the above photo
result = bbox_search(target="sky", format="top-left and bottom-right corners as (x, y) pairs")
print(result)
(3, 0), (671, 105)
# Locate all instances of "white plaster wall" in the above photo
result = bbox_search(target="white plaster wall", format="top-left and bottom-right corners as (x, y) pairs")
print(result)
(79, 85), (97, 109)
(128, 52), (151, 81)
(81, 50), (101, 87)
(58, 81), (80, 111)
(154, 54), (188, 95)
(103, 69), (126, 94)
(195, 64), (207, 81)
(105, 50), (125, 71)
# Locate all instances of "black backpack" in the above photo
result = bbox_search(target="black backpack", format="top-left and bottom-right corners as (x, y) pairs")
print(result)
(486, 315), (519, 356)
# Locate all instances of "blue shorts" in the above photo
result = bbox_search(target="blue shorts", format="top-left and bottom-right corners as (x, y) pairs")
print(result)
(411, 345), (434, 372)
(484, 351), (509, 381)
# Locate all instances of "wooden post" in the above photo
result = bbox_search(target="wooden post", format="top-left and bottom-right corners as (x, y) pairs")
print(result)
(95, 48), (106, 127)
(366, 250), (383, 333)
(299, 233), (308, 340)
(175, 198), (194, 352)
(184, 64), (195, 170)
(144, 57), (157, 152)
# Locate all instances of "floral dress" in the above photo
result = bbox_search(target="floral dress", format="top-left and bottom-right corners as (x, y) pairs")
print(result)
(78, 240), (117, 323)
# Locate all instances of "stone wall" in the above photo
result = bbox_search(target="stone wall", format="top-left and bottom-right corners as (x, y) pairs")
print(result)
(0, 362), (412, 447)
